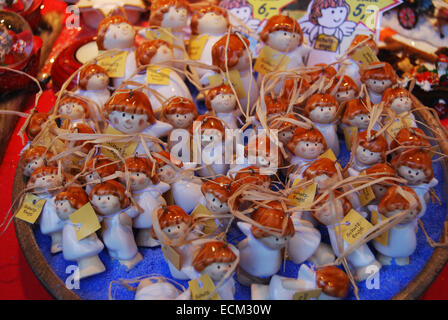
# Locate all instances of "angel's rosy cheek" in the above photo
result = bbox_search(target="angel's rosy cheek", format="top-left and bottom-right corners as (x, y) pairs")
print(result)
(113, 118), (118, 125)
(301, 147), (306, 153)
(139, 119), (144, 126)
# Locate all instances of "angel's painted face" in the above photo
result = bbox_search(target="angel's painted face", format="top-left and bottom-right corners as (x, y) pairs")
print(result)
(229, 6), (252, 22)
(211, 93), (237, 113)
(162, 221), (190, 240)
(197, 12), (228, 35)
(24, 158), (45, 177)
(157, 164), (176, 183)
(278, 129), (294, 145)
(355, 145), (382, 165)
(397, 165), (427, 186)
(267, 30), (301, 52)
(120, 171), (152, 191)
(165, 112), (196, 129)
(259, 234), (290, 250)
(205, 192), (229, 215)
(201, 129), (223, 148)
(335, 89), (357, 103)
(365, 79), (392, 94)
(55, 199), (76, 221)
(59, 102), (87, 120)
(309, 106), (337, 124)
(348, 114), (370, 130)
(109, 111), (150, 134)
(86, 73), (109, 90)
(90, 194), (121, 216)
(293, 141), (325, 159)
(161, 6), (188, 30)
(390, 96), (412, 114)
(314, 198), (344, 226)
(103, 22), (135, 50)
(371, 184), (388, 201)
(202, 261), (234, 282)
(317, 6), (348, 28)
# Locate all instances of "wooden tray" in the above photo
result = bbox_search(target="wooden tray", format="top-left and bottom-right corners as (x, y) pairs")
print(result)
(11, 98), (448, 300)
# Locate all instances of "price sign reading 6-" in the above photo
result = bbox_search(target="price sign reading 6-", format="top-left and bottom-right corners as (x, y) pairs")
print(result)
(248, 0), (295, 21)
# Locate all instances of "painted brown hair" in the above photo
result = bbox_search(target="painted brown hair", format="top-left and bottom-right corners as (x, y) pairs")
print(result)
(79, 64), (109, 90)
(55, 187), (89, 210)
(201, 176), (233, 202)
(157, 205), (192, 229)
(97, 16), (133, 50)
(205, 84), (235, 111)
(287, 127), (327, 153)
(378, 185), (422, 215)
(26, 112), (49, 140)
(89, 180), (130, 209)
(121, 156), (159, 184)
(104, 90), (156, 125)
(211, 33), (250, 71)
(149, 0), (188, 27)
(192, 241), (237, 272)
(22, 146), (54, 170)
(259, 15), (303, 44)
(162, 96), (198, 117)
(315, 266), (350, 298)
(251, 201), (294, 239)
(135, 39), (173, 68)
(391, 149), (433, 183)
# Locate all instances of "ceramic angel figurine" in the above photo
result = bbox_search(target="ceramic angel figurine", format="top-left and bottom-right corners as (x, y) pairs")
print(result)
(205, 84), (239, 129)
(205, 33), (258, 112)
(27, 167), (64, 253)
(368, 185), (422, 266)
(345, 34), (379, 88)
(89, 180), (142, 270)
(200, 176), (234, 231)
(312, 191), (381, 281)
(96, 16), (137, 90)
(252, 264), (350, 300)
(391, 149), (438, 218)
(153, 151), (204, 213)
(258, 15), (310, 92)
(162, 96), (198, 153)
(191, 115), (229, 178)
(237, 201), (295, 286)
(57, 96), (95, 129)
(389, 127), (431, 158)
(269, 114), (299, 159)
(55, 187), (106, 279)
(189, 6), (229, 79)
(228, 135), (283, 177)
(154, 205), (198, 280)
(22, 146), (54, 178)
(327, 75), (359, 104)
(103, 90), (173, 155)
(25, 112), (49, 145)
(129, 39), (193, 115)
(190, 241), (239, 300)
(305, 93), (340, 157)
(347, 130), (388, 176)
(360, 62), (397, 104)
(134, 277), (191, 300)
(74, 64), (111, 124)
(341, 98), (379, 134)
(61, 123), (96, 172)
(83, 156), (119, 195)
(281, 77), (311, 111)
(119, 156), (170, 247)
(287, 127), (327, 179)
(144, 0), (189, 73)
(255, 94), (288, 128)
(230, 166), (271, 211)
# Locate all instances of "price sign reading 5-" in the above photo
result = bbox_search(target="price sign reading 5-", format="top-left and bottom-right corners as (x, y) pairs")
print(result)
(248, 0), (295, 21)
(346, 0), (400, 33)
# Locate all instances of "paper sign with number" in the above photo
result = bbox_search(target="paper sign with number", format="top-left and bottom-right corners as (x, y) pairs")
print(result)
(189, 274), (220, 300)
(190, 204), (218, 234)
(370, 209), (389, 246)
(15, 193), (46, 224)
(97, 51), (128, 78)
(336, 209), (374, 245)
(254, 45), (290, 75)
(102, 126), (138, 161)
(248, 0), (295, 20)
(69, 202), (101, 241)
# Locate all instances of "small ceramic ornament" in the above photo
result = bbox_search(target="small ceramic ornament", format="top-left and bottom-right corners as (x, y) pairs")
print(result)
(96, 16), (137, 89)
(27, 166), (64, 253)
(74, 64), (111, 123)
(155, 205), (197, 280)
(305, 93), (340, 156)
(256, 94), (288, 126)
(190, 241), (239, 300)
(206, 33), (258, 112)
(287, 127), (327, 178)
(104, 90), (173, 155)
(89, 180), (143, 270)
(189, 6), (229, 79)
(191, 115), (229, 178)
(252, 264), (349, 300)
(369, 185), (422, 266)
(205, 84), (239, 129)
(341, 98), (378, 133)
(25, 112), (49, 142)
(391, 149), (438, 219)
(143, 0), (189, 73)
(281, 77), (311, 111)
(269, 114), (299, 157)
(327, 75), (359, 104)
(237, 201), (295, 285)
(360, 61), (397, 104)
(348, 130), (388, 175)
(83, 156), (119, 195)
(389, 127), (431, 157)
(57, 96), (95, 129)
(22, 146), (54, 178)
(162, 96), (198, 152)
(55, 187), (106, 279)
(62, 122), (96, 172)
(130, 39), (193, 115)
(312, 191), (381, 281)
(200, 176), (233, 230)
(119, 156), (170, 247)
(364, 163), (397, 204)
(153, 151), (204, 213)
(345, 35), (379, 88)
(228, 135), (283, 177)
(258, 15), (309, 91)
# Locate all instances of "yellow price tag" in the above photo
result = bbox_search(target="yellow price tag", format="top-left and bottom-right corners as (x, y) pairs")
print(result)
(319, 148), (337, 162)
(189, 274), (220, 300)
(357, 171), (376, 207)
(207, 70), (246, 99)
(336, 209), (374, 245)
(314, 34), (339, 52)
(370, 209), (389, 246)
(386, 113), (414, 140)
(190, 204), (218, 234)
(288, 180), (317, 210)
(15, 193), (46, 224)
(351, 45), (379, 67)
(162, 245), (182, 271)
(254, 45), (290, 75)
(97, 51), (128, 78)
(248, 0), (295, 20)
(69, 202), (101, 241)
(145, 28), (173, 44)
(146, 66), (170, 85)
(293, 288), (322, 300)
(343, 126), (358, 150)
(188, 35), (208, 60)
(102, 126), (138, 161)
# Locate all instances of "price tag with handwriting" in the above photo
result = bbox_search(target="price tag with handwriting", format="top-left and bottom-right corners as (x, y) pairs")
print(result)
(69, 202), (101, 241)
(370, 209), (389, 246)
(336, 209), (373, 245)
(146, 28), (173, 44)
(254, 45), (290, 75)
(102, 126), (138, 161)
(343, 126), (358, 150)
(97, 51), (128, 78)
(188, 35), (208, 60)
(146, 66), (170, 85)
(357, 171), (376, 207)
(189, 274), (220, 300)
(15, 193), (46, 224)
(288, 180), (317, 210)
(190, 204), (217, 234)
